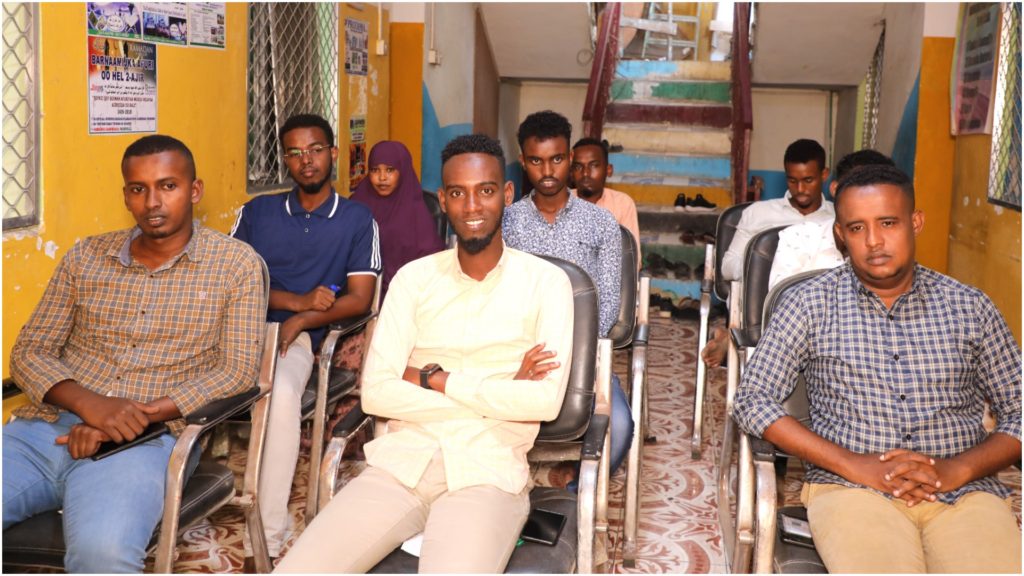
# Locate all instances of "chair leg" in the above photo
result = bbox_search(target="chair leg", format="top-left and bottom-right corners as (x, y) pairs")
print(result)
(153, 427), (203, 573)
(692, 244), (715, 460)
(622, 342), (647, 567)
(577, 459), (600, 574)
(732, 432), (756, 573)
(752, 458), (778, 574)
(305, 332), (341, 526)
(243, 393), (273, 573)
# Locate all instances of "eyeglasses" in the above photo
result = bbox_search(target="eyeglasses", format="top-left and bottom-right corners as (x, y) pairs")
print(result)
(283, 144), (331, 161)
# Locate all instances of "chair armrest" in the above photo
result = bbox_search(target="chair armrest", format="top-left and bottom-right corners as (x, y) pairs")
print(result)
(731, 327), (758, 349)
(186, 387), (264, 427)
(749, 434), (777, 463)
(580, 413), (610, 460)
(328, 311), (377, 337)
(330, 400), (369, 438)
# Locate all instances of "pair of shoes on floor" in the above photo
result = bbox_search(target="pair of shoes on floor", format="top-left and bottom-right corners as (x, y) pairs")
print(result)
(673, 193), (718, 213)
(243, 555), (278, 573)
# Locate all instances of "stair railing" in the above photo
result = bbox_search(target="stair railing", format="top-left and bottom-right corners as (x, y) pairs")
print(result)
(582, 3), (621, 139)
(731, 3), (754, 204)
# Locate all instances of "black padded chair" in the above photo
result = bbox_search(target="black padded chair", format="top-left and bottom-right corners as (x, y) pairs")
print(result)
(3, 320), (282, 573)
(693, 202), (751, 459)
(422, 189), (450, 243)
(317, 256), (610, 573)
(606, 226), (651, 567)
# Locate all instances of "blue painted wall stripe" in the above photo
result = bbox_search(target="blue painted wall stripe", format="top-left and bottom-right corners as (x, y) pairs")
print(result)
(616, 60), (685, 80)
(891, 73), (919, 181)
(610, 152), (731, 180)
(421, 84), (472, 193)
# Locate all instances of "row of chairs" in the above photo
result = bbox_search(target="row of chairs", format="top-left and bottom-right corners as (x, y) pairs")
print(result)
(3, 206), (653, 573)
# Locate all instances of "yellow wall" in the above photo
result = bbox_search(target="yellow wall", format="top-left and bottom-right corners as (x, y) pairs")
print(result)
(2, 3), (249, 383)
(913, 37), (955, 273)
(337, 4), (390, 196)
(947, 134), (1022, 343)
(389, 22), (424, 178)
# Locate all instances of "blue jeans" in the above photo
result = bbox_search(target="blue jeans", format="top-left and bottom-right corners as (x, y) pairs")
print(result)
(569, 374), (635, 493)
(3, 412), (190, 573)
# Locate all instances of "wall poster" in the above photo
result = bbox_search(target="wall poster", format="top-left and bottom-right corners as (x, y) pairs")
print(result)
(349, 116), (367, 191)
(88, 36), (157, 134)
(951, 3), (1000, 135)
(345, 18), (368, 76)
(188, 3), (226, 49)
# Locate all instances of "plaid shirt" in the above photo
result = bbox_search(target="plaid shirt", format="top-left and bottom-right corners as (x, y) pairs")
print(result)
(10, 223), (266, 436)
(734, 263), (1022, 503)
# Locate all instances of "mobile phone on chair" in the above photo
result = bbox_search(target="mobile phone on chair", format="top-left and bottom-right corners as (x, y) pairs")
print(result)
(520, 508), (566, 546)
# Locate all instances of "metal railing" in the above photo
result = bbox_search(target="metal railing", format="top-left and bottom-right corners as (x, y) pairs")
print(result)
(582, 3), (622, 139)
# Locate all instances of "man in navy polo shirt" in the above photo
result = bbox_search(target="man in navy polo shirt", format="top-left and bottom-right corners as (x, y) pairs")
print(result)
(231, 113), (381, 567)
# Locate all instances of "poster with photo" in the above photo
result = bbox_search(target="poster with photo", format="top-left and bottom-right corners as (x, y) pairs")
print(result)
(189, 3), (225, 49)
(345, 18), (368, 76)
(87, 36), (157, 134)
(87, 2), (142, 39)
(141, 2), (188, 45)
(349, 116), (367, 191)
(951, 3), (1000, 135)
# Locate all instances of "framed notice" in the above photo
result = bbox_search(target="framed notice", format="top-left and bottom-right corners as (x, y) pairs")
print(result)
(951, 3), (1000, 135)
(345, 18), (368, 76)
(87, 36), (157, 134)
(87, 2), (142, 39)
(189, 3), (225, 49)
(141, 2), (188, 45)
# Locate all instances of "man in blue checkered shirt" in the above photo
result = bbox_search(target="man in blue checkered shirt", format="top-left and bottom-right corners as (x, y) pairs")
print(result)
(734, 165), (1021, 573)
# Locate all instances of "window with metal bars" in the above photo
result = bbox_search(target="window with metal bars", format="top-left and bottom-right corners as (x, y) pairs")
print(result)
(987, 2), (1021, 211)
(247, 3), (339, 192)
(861, 26), (885, 151)
(2, 2), (39, 230)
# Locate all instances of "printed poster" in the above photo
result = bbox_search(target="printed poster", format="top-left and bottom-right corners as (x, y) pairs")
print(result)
(345, 18), (368, 76)
(141, 2), (188, 45)
(349, 116), (367, 191)
(952, 3), (1000, 135)
(87, 3), (142, 39)
(88, 36), (157, 134)
(189, 3), (226, 49)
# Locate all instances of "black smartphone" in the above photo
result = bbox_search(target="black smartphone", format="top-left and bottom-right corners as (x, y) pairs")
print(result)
(520, 508), (566, 546)
(778, 511), (815, 549)
(91, 423), (169, 461)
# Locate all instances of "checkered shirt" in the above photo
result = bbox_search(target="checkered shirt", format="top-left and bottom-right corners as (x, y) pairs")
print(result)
(10, 223), (266, 436)
(734, 263), (1022, 503)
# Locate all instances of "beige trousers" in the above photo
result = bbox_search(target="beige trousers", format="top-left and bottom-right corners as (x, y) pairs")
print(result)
(802, 483), (1022, 573)
(274, 451), (531, 573)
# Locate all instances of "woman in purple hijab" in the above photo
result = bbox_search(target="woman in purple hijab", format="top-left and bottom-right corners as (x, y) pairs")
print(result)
(350, 141), (445, 300)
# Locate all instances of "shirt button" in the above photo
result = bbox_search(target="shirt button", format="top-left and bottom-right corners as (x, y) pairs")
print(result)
(132, 344), (137, 348)
(899, 394), (906, 400)
(140, 310), (146, 315)
(893, 353), (900, 361)
(305, 214), (310, 219)
(304, 228), (309, 233)
(888, 314), (894, 321)
(905, 433), (912, 441)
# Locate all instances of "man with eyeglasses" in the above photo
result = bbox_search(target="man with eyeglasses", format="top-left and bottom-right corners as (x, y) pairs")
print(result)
(231, 113), (381, 569)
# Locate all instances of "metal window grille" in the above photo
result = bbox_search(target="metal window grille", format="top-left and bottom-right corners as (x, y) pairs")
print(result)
(861, 26), (885, 150)
(247, 3), (339, 192)
(2, 2), (39, 230)
(987, 2), (1021, 210)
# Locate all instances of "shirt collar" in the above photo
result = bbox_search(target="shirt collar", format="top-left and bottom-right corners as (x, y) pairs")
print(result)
(528, 190), (575, 221)
(844, 261), (928, 305)
(448, 240), (509, 283)
(285, 187), (340, 219)
(112, 220), (203, 267)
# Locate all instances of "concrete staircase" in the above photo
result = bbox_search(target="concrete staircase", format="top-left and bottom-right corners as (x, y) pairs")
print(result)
(602, 59), (733, 314)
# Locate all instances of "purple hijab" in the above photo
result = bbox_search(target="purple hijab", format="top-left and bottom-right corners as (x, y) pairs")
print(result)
(350, 141), (445, 298)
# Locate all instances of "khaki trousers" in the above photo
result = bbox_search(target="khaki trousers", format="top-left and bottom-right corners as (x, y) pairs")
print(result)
(802, 483), (1022, 573)
(274, 451), (530, 573)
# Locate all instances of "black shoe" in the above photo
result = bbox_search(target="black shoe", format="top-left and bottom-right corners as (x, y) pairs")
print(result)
(679, 229), (696, 244)
(694, 263), (706, 280)
(685, 193), (717, 212)
(672, 261), (691, 279)
(646, 252), (669, 276)
(674, 193), (689, 209)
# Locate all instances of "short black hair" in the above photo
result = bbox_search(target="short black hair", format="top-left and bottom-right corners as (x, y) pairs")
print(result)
(572, 137), (609, 163)
(441, 133), (505, 167)
(834, 164), (915, 212)
(279, 113), (335, 146)
(783, 139), (827, 171)
(517, 110), (572, 150)
(122, 134), (196, 180)
(834, 149), (894, 180)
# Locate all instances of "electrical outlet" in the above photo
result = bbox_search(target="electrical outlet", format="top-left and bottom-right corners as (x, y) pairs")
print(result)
(375, 39), (387, 56)
(428, 49), (441, 65)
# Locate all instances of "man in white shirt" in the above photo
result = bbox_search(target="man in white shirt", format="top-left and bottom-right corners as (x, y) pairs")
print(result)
(703, 139), (833, 366)
(275, 134), (575, 574)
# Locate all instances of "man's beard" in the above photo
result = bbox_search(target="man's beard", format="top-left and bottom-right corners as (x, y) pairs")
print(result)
(457, 227), (499, 255)
(577, 185), (599, 198)
(297, 171), (333, 194)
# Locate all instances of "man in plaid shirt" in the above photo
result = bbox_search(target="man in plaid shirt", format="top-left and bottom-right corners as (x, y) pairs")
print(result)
(734, 165), (1021, 572)
(3, 135), (265, 572)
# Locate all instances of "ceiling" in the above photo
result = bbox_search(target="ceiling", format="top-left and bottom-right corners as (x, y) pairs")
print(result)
(479, 3), (594, 81)
(751, 3), (885, 87)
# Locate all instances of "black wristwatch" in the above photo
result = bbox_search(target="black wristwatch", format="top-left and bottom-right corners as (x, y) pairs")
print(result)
(420, 363), (442, 389)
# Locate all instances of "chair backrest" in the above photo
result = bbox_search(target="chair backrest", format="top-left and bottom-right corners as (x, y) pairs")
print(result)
(606, 226), (638, 349)
(738, 226), (787, 346)
(535, 255), (600, 442)
(714, 202), (752, 301)
(422, 190), (449, 241)
(761, 269), (828, 426)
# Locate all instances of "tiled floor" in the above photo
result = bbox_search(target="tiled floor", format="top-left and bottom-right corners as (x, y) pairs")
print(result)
(166, 315), (1020, 573)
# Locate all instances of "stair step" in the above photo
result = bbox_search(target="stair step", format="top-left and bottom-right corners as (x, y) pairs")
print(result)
(613, 181), (732, 209)
(617, 60), (732, 81)
(637, 205), (721, 234)
(611, 79), (731, 105)
(604, 124), (731, 156)
(609, 152), (731, 181)
(606, 102), (731, 128)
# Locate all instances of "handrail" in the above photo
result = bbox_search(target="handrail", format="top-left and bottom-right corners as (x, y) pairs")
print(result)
(582, 3), (622, 139)
(731, 3), (754, 204)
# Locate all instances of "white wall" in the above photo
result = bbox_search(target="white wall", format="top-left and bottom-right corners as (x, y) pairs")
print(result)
(749, 88), (832, 171)
(876, 2), (924, 155)
(514, 81), (589, 155)
(498, 81), (522, 160)
(423, 2), (476, 127)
